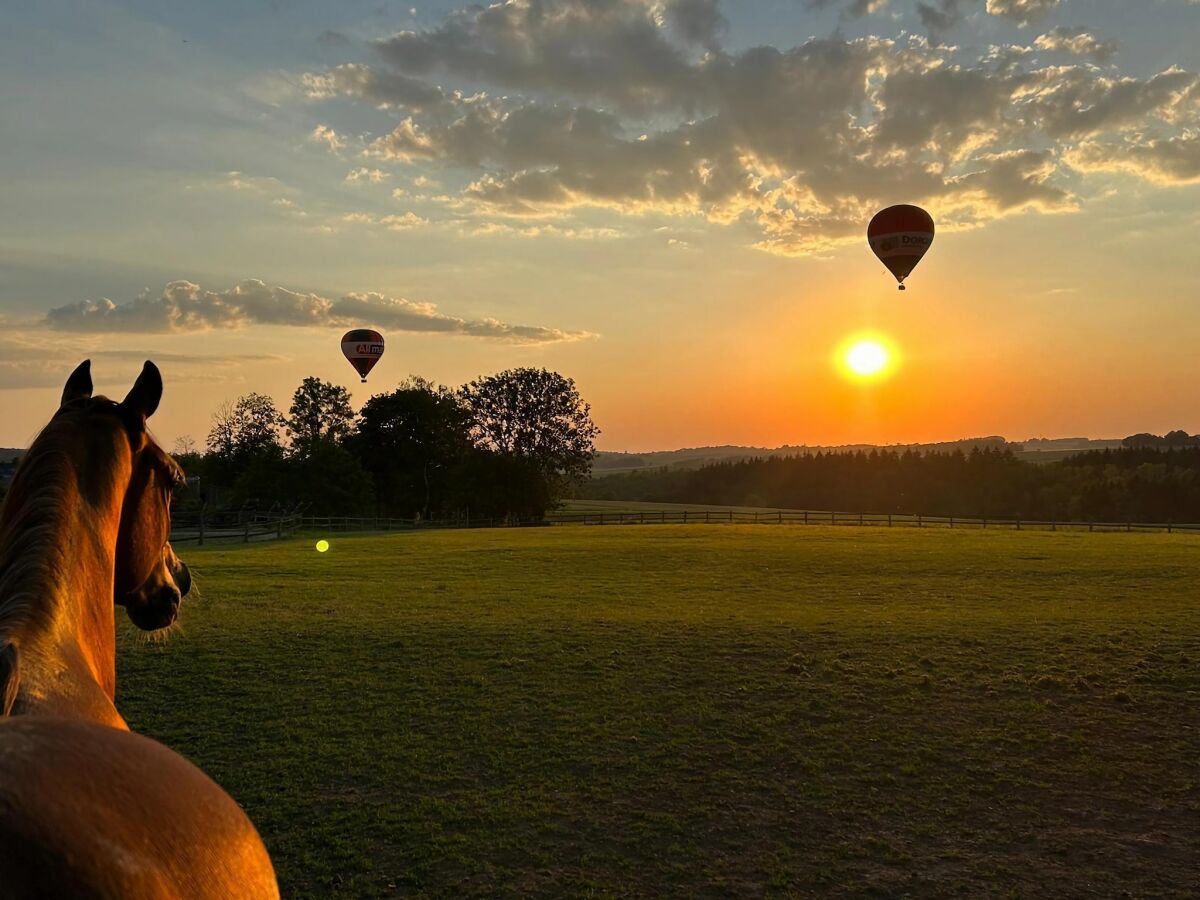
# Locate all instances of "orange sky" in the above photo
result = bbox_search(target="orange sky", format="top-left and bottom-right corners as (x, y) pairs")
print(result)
(3, 1), (1199, 451)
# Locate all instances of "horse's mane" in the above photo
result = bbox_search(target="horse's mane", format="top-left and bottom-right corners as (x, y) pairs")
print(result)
(0, 398), (121, 713)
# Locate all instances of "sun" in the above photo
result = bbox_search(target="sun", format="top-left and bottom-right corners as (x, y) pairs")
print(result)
(837, 335), (897, 381)
(847, 340), (888, 376)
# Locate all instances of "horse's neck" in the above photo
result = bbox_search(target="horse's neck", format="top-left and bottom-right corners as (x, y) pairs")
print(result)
(0, 464), (125, 727)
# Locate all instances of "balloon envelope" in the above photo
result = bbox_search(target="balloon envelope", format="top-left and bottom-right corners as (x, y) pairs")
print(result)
(867, 205), (935, 289)
(341, 329), (385, 382)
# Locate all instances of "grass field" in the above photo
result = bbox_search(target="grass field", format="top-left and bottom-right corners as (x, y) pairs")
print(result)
(115, 527), (1200, 898)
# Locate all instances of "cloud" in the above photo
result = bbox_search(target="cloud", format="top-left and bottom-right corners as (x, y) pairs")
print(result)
(1066, 131), (1200, 184)
(985, 0), (1060, 25)
(316, 29), (352, 50)
(302, 64), (447, 112)
(664, 0), (727, 49)
(345, 167), (390, 184)
(340, 210), (430, 229)
(300, 0), (1200, 255)
(1034, 27), (1117, 62)
(368, 0), (702, 116)
(916, 0), (970, 41)
(310, 124), (346, 153)
(803, 0), (890, 19)
(0, 335), (290, 391)
(43, 280), (592, 343)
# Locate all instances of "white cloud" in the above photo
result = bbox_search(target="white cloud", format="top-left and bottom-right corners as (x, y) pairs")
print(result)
(985, 0), (1060, 25)
(297, 0), (1200, 255)
(1066, 131), (1200, 184)
(1034, 27), (1117, 62)
(345, 167), (390, 184)
(43, 279), (592, 343)
(310, 124), (346, 153)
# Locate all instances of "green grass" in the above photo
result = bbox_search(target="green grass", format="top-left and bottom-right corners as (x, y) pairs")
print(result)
(116, 527), (1200, 898)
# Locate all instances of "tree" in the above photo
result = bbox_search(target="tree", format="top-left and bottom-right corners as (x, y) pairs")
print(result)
(348, 378), (474, 519)
(286, 377), (355, 454)
(205, 393), (285, 490)
(461, 368), (599, 508)
(287, 440), (374, 515)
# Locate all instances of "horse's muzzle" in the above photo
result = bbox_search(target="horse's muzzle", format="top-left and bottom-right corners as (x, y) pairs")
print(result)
(125, 585), (181, 631)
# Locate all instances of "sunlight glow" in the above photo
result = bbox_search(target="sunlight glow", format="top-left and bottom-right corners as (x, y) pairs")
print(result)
(315, 540), (330, 553)
(837, 335), (897, 382)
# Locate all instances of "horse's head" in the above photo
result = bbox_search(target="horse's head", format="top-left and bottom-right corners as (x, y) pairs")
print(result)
(59, 360), (191, 631)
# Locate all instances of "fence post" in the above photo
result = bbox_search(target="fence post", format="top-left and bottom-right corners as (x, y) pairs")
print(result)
(243, 520), (250, 543)
(1016, 518), (1021, 530)
(1168, 520), (1173, 534)
(1127, 522), (1131, 532)
(950, 516), (954, 528)
(705, 511), (710, 524)
(888, 513), (892, 527)
(859, 512), (864, 526)
(917, 514), (922, 528)
(1052, 519), (1057, 532)
(803, 511), (808, 525)
(277, 516), (283, 539)
(683, 511), (689, 524)
(778, 510), (783, 525)
(983, 518), (987, 529)
(729, 510), (734, 523)
(661, 510), (666, 524)
(198, 506), (206, 547)
(830, 511), (835, 526)
(1089, 521), (1094, 533)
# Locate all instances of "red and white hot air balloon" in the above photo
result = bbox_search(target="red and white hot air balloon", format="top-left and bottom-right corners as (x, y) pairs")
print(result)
(867, 205), (935, 291)
(341, 329), (385, 383)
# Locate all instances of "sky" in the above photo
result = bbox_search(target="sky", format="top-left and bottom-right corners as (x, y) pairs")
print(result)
(2, 0), (1199, 451)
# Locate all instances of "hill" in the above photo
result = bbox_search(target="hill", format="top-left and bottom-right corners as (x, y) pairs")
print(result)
(593, 436), (1011, 474)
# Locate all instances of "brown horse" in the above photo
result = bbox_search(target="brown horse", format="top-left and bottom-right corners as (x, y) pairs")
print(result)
(0, 361), (278, 898)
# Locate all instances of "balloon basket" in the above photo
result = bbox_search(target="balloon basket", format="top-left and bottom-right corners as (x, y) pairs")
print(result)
(898, 284), (906, 291)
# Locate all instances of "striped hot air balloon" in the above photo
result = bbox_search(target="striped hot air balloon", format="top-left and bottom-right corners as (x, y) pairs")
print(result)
(867, 205), (935, 291)
(341, 329), (384, 383)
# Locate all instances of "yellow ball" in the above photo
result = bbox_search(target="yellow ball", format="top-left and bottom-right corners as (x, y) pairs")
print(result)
(315, 540), (330, 553)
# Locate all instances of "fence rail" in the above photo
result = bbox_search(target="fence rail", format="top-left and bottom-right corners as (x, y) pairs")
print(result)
(546, 510), (1200, 534)
(170, 513), (303, 545)
(170, 508), (1200, 544)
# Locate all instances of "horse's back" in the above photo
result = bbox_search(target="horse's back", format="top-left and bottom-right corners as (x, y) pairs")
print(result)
(0, 717), (278, 899)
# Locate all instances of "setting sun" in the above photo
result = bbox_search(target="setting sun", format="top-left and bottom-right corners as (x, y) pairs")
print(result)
(847, 341), (888, 376)
(838, 336), (896, 381)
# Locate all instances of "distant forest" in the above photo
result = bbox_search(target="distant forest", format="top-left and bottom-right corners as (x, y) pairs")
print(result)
(579, 441), (1200, 524)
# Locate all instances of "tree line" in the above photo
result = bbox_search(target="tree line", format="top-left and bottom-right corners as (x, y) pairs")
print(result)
(172, 368), (599, 520)
(579, 444), (1200, 524)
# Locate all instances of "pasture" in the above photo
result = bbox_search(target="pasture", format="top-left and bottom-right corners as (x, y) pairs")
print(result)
(116, 526), (1200, 898)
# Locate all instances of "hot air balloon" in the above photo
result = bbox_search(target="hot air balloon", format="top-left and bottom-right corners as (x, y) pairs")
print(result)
(341, 329), (384, 383)
(867, 205), (935, 291)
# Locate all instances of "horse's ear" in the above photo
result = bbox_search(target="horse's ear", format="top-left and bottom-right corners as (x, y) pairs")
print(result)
(61, 360), (93, 406)
(121, 361), (163, 421)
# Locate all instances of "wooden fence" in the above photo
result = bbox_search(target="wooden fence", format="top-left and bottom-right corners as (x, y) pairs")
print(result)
(550, 510), (1200, 533)
(170, 511), (303, 545)
(171, 508), (1200, 544)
